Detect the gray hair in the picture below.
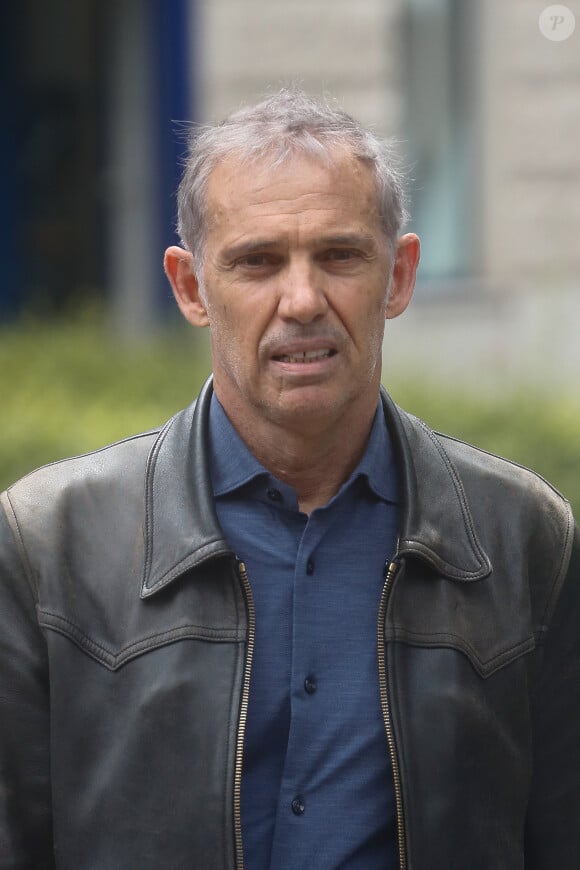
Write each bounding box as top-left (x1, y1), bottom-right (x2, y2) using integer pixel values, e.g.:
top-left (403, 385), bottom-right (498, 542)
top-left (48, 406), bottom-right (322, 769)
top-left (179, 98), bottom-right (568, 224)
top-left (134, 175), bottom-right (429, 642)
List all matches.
top-left (177, 88), bottom-right (409, 272)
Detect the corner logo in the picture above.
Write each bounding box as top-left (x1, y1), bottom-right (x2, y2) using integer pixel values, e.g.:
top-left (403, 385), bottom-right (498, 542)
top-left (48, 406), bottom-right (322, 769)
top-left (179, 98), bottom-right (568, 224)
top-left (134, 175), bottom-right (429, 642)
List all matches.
top-left (539, 4), bottom-right (576, 40)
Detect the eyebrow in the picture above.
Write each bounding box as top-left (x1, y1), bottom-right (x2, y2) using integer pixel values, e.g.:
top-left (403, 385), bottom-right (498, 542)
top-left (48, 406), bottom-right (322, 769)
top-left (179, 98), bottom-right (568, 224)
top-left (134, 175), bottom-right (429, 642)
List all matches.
top-left (221, 233), bottom-right (378, 262)
top-left (220, 239), bottom-right (281, 262)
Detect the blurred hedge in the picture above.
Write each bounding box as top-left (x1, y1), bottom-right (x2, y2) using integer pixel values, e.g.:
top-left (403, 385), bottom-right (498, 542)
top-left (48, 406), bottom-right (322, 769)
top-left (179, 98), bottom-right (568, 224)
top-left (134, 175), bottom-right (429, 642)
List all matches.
top-left (389, 381), bottom-right (580, 518)
top-left (1, 313), bottom-right (578, 517)
top-left (1, 312), bottom-right (210, 490)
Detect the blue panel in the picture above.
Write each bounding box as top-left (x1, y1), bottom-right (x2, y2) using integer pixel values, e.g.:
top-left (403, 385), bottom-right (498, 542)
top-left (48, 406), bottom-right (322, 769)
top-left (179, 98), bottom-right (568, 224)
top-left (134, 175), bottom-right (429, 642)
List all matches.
top-left (0, 6), bottom-right (24, 319)
top-left (154, 0), bottom-right (195, 249)
top-left (144, 0), bottom-right (196, 314)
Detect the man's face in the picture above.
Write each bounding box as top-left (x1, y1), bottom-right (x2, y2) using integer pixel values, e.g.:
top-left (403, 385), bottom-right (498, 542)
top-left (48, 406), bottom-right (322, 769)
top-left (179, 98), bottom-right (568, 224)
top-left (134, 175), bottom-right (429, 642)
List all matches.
top-left (194, 150), bottom-right (403, 431)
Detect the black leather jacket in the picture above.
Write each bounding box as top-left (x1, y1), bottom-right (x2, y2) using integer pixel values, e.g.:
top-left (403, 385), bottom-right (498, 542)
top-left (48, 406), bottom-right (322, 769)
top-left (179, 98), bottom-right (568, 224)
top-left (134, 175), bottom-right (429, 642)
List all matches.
top-left (1, 378), bottom-right (579, 869)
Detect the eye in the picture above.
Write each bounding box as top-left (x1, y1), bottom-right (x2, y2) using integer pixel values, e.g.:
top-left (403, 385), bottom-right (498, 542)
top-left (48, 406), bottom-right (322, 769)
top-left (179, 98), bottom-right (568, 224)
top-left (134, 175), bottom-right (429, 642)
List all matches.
top-left (234, 251), bottom-right (280, 272)
top-left (324, 248), bottom-right (360, 262)
top-left (237, 253), bottom-right (276, 268)
top-left (229, 250), bottom-right (283, 280)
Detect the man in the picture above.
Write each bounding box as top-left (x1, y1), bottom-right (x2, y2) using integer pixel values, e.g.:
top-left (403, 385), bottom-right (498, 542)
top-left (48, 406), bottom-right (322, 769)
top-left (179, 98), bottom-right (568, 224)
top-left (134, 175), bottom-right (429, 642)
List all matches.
top-left (0, 90), bottom-right (578, 869)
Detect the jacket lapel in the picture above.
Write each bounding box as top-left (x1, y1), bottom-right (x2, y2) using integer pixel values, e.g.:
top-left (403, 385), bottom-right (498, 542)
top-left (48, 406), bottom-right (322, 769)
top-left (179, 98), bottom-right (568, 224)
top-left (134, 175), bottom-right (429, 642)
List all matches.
top-left (141, 377), bottom-right (232, 598)
top-left (381, 388), bottom-right (492, 581)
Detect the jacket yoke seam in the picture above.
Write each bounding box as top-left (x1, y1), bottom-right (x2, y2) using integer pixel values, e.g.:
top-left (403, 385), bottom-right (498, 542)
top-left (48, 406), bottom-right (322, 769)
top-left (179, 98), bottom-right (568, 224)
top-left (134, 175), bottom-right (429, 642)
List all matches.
top-left (38, 609), bottom-right (243, 669)
top-left (387, 626), bottom-right (535, 676)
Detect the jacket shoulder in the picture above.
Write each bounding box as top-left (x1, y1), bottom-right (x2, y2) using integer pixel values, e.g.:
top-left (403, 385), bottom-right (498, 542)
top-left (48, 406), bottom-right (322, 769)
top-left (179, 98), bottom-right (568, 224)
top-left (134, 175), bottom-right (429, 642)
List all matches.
top-left (433, 426), bottom-right (576, 624)
top-left (435, 428), bottom-right (569, 508)
top-left (0, 424), bottom-right (169, 585)
top-left (433, 428), bottom-right (574, 567)
top-left (391, 399), bottom-right (571, 523)
top-left (4, 426), bottom-right (163, 507)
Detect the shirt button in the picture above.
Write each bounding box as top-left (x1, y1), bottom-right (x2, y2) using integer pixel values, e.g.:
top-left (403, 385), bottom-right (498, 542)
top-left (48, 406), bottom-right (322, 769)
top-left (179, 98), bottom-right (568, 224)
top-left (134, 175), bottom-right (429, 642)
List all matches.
top-left (304, 677), bottom-right (317, 695)
top-left (291, 796), bottom-right (305, 815)
top-left (267, 488), bottom-right (282, 502)
top-left (306, 559), bottom-right (315, 575)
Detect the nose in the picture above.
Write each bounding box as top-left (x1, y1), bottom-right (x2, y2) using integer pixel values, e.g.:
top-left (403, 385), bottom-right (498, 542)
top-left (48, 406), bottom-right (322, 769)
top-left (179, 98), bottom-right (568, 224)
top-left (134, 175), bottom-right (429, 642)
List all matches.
top-left (277, 259), bottom-right (329, 324)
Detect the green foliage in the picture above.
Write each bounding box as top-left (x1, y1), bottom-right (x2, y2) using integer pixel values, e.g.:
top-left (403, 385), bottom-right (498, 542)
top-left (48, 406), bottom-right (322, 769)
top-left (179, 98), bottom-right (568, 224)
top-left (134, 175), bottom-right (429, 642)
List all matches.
top-left (388, 380), bottom-right (580, 517)
top-left (1, 312), bottom-right (211, 490)
top-left (1, 315), bottom-right (578, 517)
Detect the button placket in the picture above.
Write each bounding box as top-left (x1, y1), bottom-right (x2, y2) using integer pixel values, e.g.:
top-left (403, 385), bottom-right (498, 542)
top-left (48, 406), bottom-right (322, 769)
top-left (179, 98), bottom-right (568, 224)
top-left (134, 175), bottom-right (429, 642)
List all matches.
top-left (276, 514), bottom-right (325, 838)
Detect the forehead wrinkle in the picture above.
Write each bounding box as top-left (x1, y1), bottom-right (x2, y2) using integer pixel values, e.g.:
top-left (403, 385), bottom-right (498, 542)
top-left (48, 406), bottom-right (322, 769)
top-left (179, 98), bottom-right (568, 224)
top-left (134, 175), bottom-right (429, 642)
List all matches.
top-left (230, 191), bottom-right (353, 216)
top-left (212, 200), bottom-right (361, 232)
top-left (211, 165), bottom-right (376, 210)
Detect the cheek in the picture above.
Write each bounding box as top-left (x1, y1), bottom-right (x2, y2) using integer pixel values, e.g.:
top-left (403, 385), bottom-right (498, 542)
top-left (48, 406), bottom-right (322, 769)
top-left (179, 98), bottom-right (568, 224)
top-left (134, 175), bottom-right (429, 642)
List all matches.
top-left (207, 308), bottom-right (258, 372)
top-left (355, 295), bottom-right (388, 361)
top-left (204, 293), bottom-right (237, 337)
top-left (348, 286), bottom-right (388, 336)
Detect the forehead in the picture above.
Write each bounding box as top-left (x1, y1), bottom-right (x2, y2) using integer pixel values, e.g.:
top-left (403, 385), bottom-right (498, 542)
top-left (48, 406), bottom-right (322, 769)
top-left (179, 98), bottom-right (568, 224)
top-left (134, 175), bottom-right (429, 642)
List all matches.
top-left (204, 149), bottom-right (381, 234)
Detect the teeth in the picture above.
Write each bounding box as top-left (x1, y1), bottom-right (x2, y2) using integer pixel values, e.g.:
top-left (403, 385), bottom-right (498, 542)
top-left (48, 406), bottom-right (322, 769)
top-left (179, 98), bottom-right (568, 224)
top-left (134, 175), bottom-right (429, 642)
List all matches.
top-left (278, 349), bottom-right (332, 363)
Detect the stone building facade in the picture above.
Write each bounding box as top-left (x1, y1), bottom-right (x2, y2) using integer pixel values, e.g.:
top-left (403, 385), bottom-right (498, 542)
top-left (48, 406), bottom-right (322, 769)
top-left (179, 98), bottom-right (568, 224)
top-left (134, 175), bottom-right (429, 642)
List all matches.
top-left (195, 0), bottom-right (580, 392)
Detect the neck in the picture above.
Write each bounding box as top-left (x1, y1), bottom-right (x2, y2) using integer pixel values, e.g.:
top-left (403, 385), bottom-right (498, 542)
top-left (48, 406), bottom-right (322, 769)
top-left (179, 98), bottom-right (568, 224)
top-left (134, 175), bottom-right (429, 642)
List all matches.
top-left (216, 391), bottom-right (379, 515)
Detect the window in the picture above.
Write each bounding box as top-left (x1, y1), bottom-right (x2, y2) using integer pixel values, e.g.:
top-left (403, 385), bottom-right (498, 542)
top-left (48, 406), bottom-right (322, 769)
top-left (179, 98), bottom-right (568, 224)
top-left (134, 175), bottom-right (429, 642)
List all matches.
top-left (402, 0), bottom-right (479, 283)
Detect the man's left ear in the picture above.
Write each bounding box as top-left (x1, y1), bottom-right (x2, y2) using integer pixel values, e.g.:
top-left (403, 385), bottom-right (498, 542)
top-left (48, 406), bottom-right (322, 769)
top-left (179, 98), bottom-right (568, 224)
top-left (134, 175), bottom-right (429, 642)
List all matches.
top-left (386, 233), bottom-right (420, 320)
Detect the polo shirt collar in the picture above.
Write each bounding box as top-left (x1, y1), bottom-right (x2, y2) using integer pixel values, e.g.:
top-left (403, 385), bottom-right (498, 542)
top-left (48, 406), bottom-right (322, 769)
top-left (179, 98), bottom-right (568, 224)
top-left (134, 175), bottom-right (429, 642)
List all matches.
top-left (208, 394), bottom-right (399, 505)
top-left (209, 396), bottom-right (269, 497)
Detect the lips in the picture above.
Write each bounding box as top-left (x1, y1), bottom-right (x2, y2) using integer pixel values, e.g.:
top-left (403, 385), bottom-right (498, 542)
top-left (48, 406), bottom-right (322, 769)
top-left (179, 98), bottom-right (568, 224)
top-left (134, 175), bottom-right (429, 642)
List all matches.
top-left (274, 349), bottom-right (335, 363)
top-left (266, 329), bottom-right (343, 370)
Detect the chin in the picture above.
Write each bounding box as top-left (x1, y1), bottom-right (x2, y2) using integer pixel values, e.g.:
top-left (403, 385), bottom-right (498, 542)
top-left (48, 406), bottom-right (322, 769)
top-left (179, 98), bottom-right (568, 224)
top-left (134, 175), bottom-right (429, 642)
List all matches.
top-left (266, 387), bottom-right (355, 425)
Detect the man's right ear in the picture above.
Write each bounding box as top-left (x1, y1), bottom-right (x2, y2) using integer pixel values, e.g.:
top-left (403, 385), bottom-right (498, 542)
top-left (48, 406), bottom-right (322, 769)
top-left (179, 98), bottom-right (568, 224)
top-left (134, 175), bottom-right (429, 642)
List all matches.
top-left (164, 246), bottom-right (209, 327)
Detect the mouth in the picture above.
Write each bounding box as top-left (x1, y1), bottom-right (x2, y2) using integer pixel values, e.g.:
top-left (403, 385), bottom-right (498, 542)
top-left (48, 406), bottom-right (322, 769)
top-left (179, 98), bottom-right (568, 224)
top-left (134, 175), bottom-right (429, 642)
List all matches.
top-left (273, 348), bottom-right (336, 364)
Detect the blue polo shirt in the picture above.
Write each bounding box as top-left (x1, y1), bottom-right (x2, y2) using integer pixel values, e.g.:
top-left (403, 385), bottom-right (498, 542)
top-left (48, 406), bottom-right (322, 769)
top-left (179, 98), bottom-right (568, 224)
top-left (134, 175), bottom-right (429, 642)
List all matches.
top-left (209, 394), bottom-right (399, 869)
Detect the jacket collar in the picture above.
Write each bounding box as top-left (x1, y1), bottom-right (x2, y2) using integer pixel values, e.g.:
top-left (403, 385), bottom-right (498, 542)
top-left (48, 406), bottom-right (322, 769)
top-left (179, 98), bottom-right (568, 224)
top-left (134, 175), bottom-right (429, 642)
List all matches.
top-left (379, 388), bottom-right (491, 581)
top-left (141, 377), bottom-right (232, 598)
top-left (141, 378), bottom-right (491, 598)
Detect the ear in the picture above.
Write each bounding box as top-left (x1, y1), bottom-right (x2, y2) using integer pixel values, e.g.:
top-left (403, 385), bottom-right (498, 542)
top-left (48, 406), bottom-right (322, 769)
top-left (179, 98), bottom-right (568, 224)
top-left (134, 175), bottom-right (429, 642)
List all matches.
top-left (164, 246), bottom-right (209, 327)
top-left (386, 233), bottom-right (420, 320)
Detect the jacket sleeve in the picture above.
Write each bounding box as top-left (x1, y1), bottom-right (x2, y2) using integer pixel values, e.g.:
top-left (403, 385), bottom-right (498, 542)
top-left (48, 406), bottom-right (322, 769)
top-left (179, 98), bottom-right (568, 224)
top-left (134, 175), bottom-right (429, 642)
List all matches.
top-left (0, 497), bottom-right (55, 868)
top-left (524, 521), bottom-right (580, 868)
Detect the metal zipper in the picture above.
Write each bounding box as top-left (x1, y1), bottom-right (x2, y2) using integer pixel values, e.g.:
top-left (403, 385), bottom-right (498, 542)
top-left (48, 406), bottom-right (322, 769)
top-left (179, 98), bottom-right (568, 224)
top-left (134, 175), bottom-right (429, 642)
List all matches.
top-left (377, 557), bottom-right (407, 870)
top-left (233, 560), bottom-right (255, 870)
